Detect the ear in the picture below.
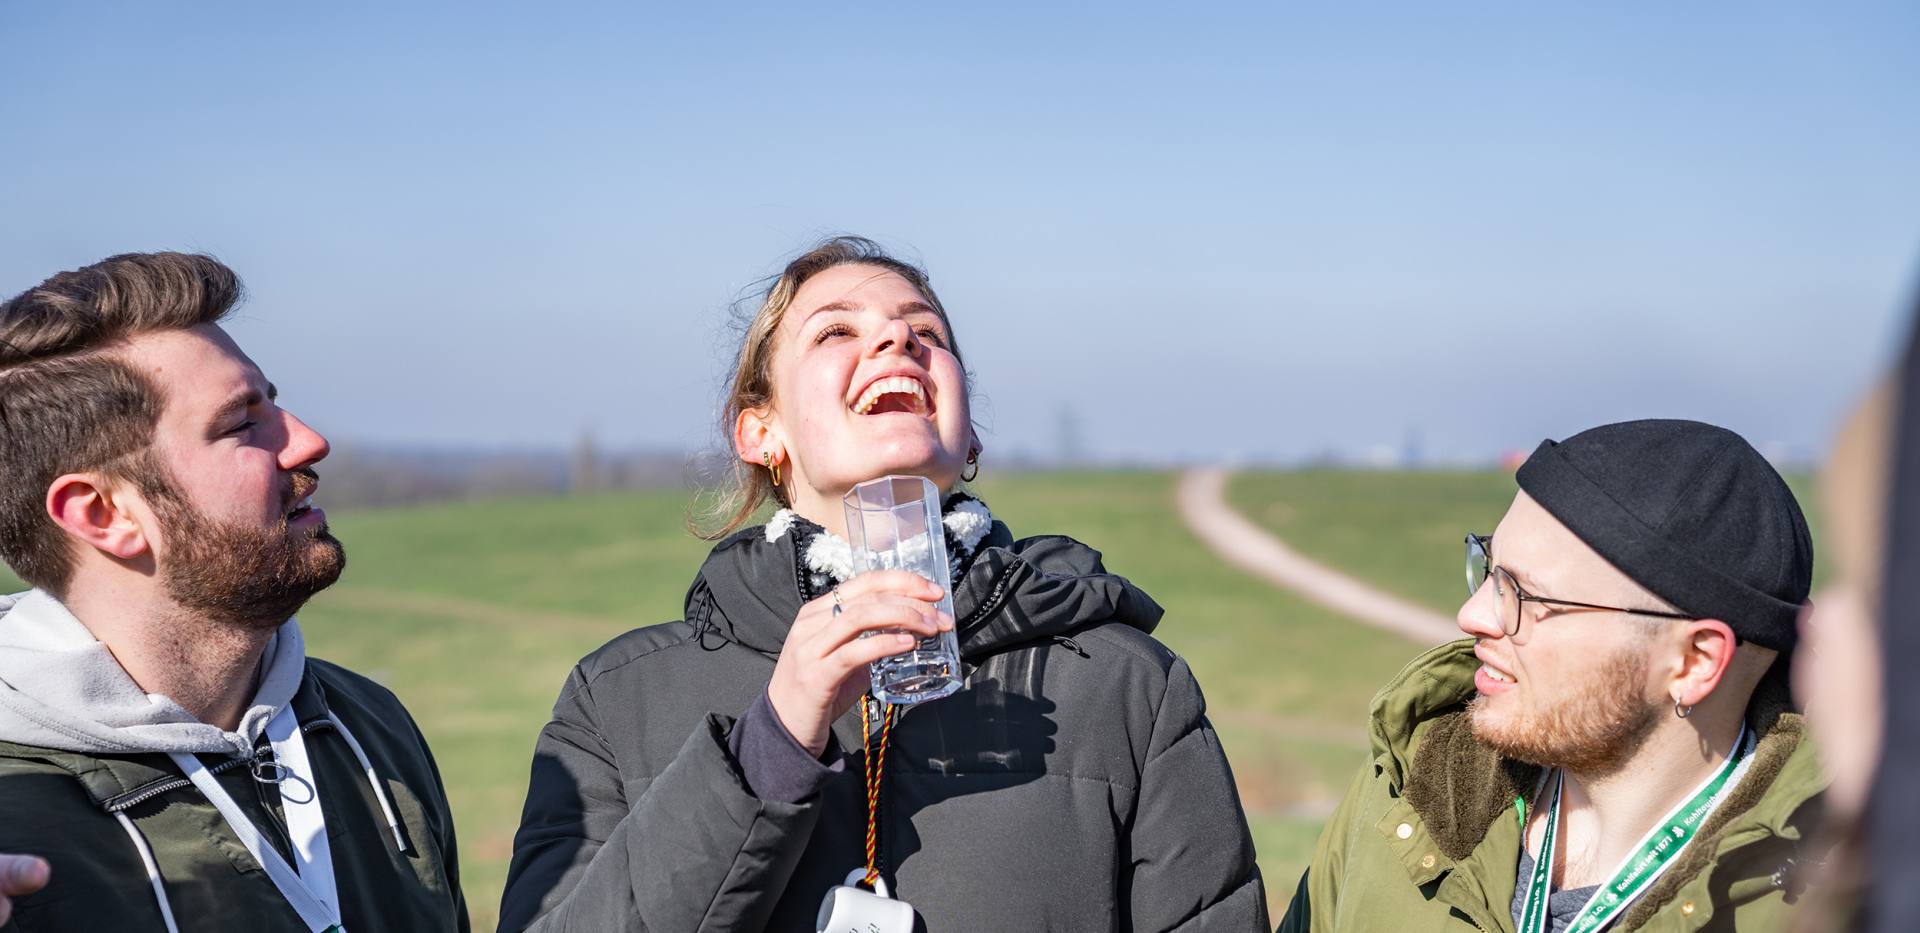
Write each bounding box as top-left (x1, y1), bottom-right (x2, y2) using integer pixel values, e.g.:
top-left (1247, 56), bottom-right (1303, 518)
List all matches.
top-left (1671, 618), bottom-right (1740, 707)
top-left (45, 474), bottom-right (151, 562)
top-left (733, 406), bottom-right (781, 468)
top-left (969, 432), bottom-right (984, 459)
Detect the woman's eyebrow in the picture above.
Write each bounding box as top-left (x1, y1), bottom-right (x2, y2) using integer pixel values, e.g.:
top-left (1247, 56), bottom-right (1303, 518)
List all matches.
top-left (800, 300), bottom-right (861, 325)
top-left (801, 299), bottom-right (942, 328)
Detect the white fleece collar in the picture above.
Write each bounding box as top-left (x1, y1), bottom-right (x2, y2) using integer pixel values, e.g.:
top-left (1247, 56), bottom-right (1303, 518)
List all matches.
top-left (765, 495), bottom-right (996, 585)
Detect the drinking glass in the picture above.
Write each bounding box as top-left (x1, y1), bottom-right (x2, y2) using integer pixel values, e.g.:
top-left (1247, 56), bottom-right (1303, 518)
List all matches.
top-left (842, 475), bottom-right (965, 705)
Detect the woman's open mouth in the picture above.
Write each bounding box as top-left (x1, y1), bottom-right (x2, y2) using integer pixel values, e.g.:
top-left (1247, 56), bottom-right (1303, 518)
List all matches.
top-left (851, 375), bottom-right (932, 416)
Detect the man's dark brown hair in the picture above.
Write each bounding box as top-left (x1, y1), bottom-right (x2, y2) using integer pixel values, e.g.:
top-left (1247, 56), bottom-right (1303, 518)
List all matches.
top-left (0, 253), bottom-right (241, 593)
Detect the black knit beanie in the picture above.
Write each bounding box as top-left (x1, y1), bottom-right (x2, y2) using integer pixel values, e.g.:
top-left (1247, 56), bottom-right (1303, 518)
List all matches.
top-left (1515, 419), bottom-right (1813, 652)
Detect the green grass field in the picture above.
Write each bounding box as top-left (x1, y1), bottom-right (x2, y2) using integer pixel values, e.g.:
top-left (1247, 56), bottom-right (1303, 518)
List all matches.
top-left (1, 472), bottom-right (1422, 927)
top-left (299, 473), bottom-right (1420, 926)
top-left (0, 467), bottom-right (1829, 928)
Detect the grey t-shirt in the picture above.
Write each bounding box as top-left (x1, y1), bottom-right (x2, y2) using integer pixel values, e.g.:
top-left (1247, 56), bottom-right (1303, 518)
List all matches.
top-left (1512, 847), bottom-right (1601, 933)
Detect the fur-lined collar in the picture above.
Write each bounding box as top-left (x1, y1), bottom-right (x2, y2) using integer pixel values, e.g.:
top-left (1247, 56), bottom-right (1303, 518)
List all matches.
top-left (684, 496), bottom-right (1162, 660)
top-left (764, 493), bottom-right (995, 600)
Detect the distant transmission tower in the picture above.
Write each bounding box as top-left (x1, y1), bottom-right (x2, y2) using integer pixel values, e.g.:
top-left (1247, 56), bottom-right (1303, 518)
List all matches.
top-left (571, 428), bottom-right (603, 492)
top-left (1056, 404), bottom-right (1085, 467)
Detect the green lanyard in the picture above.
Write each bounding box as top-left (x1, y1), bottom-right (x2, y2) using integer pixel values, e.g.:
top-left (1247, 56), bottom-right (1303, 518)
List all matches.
top-left (1519, 723), bottom-right (1749, 933)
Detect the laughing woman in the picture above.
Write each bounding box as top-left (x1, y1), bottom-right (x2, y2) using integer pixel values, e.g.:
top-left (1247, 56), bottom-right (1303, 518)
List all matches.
top-left (498, 238), bottom-right (1266, 932)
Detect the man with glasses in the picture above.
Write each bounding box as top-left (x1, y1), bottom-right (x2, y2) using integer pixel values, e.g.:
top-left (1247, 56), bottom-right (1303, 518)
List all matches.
top-left (1278, 419), bottom-right (1824, 933)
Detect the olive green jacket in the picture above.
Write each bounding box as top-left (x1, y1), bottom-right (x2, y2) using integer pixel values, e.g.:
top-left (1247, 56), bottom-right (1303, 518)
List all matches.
top-left (0, 660), bottom-right (468, 932)
top-left (1278, 639), bottom-right (1826, 933)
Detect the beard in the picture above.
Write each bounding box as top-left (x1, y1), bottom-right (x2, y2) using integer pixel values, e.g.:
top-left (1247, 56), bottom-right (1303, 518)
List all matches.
top-left (145, 466), bottom-right (346, 630)
top-left (1468, 645), bottom-right (1663, 776)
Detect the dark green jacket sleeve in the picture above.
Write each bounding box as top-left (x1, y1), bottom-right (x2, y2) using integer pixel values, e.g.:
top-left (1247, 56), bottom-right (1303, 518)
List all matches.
top-left (497, 664), bottom-right (822, 932)
top-left (1128, 657), bottom-right (1270, 931)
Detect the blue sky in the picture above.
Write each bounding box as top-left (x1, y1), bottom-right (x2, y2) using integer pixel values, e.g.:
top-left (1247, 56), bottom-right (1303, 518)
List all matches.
top-left (3, 1), bottom-right (1916, 464)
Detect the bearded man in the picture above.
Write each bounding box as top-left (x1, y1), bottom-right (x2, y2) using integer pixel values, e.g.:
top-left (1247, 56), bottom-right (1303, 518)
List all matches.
top-left (0, 253), bottom-right (467, 931)
top-left (1278, 420), bottom-right (1825, 933)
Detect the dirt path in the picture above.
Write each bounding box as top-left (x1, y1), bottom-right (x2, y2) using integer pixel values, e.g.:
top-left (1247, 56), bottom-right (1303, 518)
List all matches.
top-left (1175, 467), bottom-right (1460, 645)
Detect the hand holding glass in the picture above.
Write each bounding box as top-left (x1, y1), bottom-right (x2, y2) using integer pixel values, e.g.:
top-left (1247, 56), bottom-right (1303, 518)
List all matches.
top-left (843, 476), bottom-right (965, 705)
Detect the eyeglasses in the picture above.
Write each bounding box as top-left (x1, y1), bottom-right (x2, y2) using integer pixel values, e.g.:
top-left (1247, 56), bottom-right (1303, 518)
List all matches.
top-left (1464, 533), bottom-right (1694, 638)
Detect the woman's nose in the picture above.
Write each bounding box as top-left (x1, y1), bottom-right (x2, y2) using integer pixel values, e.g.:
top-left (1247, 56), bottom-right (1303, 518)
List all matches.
top-left (869, 318), bottom-right (921, 358)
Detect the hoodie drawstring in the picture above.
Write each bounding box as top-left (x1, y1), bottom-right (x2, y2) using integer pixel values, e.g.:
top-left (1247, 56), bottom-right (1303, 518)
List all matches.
top-left (113, 812), bottom-right (182, 933)
top-left (113, 711), bottom-right (407, 932)
top-left (325, 713), bottom-right (407, 852)
top-left (170, 750), bottom-right (339, 929)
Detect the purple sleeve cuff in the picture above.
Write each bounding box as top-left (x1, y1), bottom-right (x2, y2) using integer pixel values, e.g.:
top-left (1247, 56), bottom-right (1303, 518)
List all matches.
top-left (728, 689), bottom-right (844, 803)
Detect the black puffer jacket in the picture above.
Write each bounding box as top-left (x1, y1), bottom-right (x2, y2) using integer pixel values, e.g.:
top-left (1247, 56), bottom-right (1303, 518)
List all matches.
top-left (498, 514), bottom-right (1267, 932)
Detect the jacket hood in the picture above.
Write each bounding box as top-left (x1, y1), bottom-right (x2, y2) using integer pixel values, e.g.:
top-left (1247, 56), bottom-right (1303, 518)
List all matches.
top-left (0, 589), bottom-right (306, 756)
top-left (685, 496), bottom-right (1163, 660)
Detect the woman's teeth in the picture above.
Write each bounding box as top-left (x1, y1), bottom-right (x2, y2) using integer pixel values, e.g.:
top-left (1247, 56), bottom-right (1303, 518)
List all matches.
top-left (854, 376), bottom-right (927, 414)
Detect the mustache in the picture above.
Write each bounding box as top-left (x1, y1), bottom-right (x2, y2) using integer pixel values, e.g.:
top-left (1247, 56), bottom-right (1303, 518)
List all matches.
top-left (285, 468), bottom-right (320, 507)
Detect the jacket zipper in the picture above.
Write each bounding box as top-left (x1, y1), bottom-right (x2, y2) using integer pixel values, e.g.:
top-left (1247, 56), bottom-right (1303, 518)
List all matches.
top-left (956, 561), bottom-right (1019, 631)
top-left (249, 741), bottom-right (300, 866)
top-left (106, 757), bottom-right (252, 812)
top-left (104, 719), bottom-right (336, 813)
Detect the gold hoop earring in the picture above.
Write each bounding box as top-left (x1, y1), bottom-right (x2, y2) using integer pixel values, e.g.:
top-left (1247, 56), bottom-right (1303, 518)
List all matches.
top-left (961, 450), bottom-right (979, 483)
top-left (763, 451), bottom-right (781, 487)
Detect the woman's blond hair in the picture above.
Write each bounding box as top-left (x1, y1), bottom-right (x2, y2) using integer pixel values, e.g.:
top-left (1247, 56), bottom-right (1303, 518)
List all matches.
top-left (693, 236), bottom-right (966, 540)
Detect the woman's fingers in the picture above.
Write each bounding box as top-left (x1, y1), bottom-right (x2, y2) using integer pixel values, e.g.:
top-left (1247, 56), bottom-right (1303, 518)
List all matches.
top-left (824, 597), bottom-right (948, 642)
top-left (795, 602), bottom-right (946, 686)
top-left (786, 602), bottom-right (942, 672)
top-left (808, 610), bottom-right (942, 662)
top-left (768, 570), bottom-right (952, 757)
top-left (862, 592), bottom-right (956, 630)
top-left (790, 576), bottom-right (951, 647)
top-left (829, 630), bottom-right (923, 671)
top-left (835, 569), bottom-right (944, 603)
